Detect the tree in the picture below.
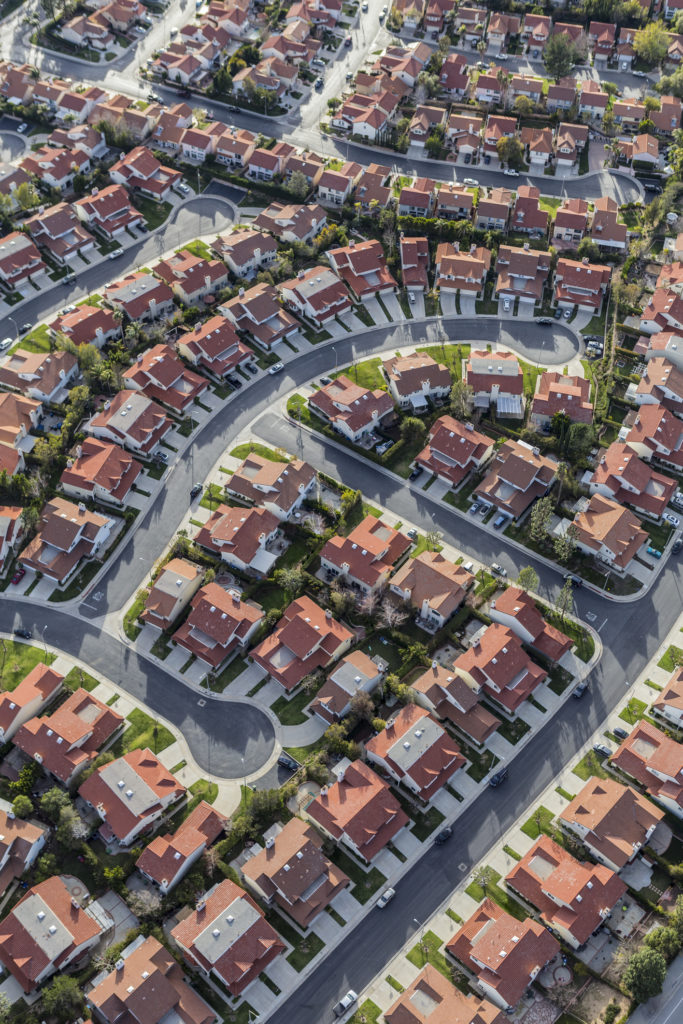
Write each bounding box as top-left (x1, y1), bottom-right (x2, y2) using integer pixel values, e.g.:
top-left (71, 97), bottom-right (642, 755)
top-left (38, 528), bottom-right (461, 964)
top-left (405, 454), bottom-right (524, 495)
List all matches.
top-left (529, 496), bottom-right (553, 543)
top-left (496, 136), bottom-right (525, 169)
top-left (517, 566), bottom-right (540, 593)
top-left (41, 975), bottom-right (85, 1023)
top-left (623, 947), bottom-right (667, 1003)
top-left (11, 794), bottom-right (33, 818)
top-left (645, 926), bottom-right (681, 962)
top-left (288, 169), bottom-right (309, 201)
top-left (425, 528), bottom-right (442, 551)
top-left (20, 505), bottom-right (39, 536)
top-left (127, 888), bottom-right (163, 921)
top-left (274, 566), bottom-right (305, 599)
top-left (349, 690), bottom-right (375, 722)
top-left (555, 461), bottom-right (572, 506)
top-left (14, 181), bottom-right (38, 211)
top-left (669, 894), bottom-right (683, 940)
top-left (358, 589), bottom-right (382, 618)
top-left (543, 33), bottom-right (580, 81)
top-left (634, 23), bottom-right (669, 66)
top-left (554, 522), bottom-right (579, 564)
top-left (378, 597), bottom-right (408, 630)
top-left (449, 379), bottom-right (473, 420)
top-left (577, 238), bottom-right (601, 263)
top-left (34, 852), bottom-right (59, 883)
top-left (401, 417), bottom-right (426, 445)
top-left (56, 805), bottom-right (89, 848)
top-left (514, 95), bottom-right (535, 118)
top-left (555, 576), bottom-right (574, 624)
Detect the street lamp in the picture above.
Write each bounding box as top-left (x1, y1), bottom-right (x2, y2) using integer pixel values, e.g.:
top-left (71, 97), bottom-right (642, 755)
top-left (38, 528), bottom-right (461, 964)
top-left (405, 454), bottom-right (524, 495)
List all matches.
top-left (41, 625), bottom-right (48, 660)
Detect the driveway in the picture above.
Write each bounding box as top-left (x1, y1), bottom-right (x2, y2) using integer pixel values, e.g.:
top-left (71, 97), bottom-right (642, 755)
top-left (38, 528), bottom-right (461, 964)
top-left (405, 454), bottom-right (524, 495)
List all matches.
top-left (460, 293), bottom-right (476, 316)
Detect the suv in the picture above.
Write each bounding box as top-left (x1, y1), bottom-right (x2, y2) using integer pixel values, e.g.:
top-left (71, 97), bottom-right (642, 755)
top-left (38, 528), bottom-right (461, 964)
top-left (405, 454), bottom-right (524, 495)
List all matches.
top-left (489, 767), bottom-right (508, 787)
top-left (434, 826), bottom-right (452, 845)
top-left (573, 681), bottom-right (588, 699)
top-left (564, 573), bottom-right (583, 587)
top-left (492, 514), bottom-right (507, 530)
top-left (190, 483), bottom-right (203, 499)
top-left (334, 991), bottom-right (358, 1017)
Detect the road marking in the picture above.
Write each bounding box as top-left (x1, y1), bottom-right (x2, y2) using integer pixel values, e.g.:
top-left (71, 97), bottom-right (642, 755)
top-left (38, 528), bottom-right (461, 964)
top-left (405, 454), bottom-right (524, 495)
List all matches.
top-left (597, 617), bottom-right (608, 632)
top-left (197, 699), bottom-right (206, 707)
top-left (585, 611), bottom-right (597, 622)
top-left (458, 863), bottom-right (468, 872)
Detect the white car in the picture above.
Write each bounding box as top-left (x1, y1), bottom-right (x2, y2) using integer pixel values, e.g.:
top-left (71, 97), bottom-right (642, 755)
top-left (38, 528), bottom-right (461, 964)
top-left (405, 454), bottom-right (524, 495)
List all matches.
top-left (16, 123), bottom-right (27, 133)
top-left (334, 991), bottom-right (358, 1017)
top-left (503, 298), bottom-right (511, 312)
top-left (179, 182), bottom-right (190, 194)
top-left (60, 305), bottom-right (76, 315)
top-left (664, 512), bottom-right (681, 527)
top-left (503, 168), bottom-right (519, 177)
top-left (108, 248), bottom-right (124, 259)
top-left (268, 362), bottom-right (284, 374)
top-left (377, 887), bottom-right (395, 908)
top-left (463, 177), bottom-right (479, 187)
top-left (0, 338), bottom-right (12, 352)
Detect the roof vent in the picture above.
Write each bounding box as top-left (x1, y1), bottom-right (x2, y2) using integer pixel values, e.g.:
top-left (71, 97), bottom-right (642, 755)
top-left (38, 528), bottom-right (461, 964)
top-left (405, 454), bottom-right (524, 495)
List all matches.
top-left (296, 851), bottom-right (304, 859)
top-left (118, 780), bottom-right (125, 788)
top-left (126, 789), bottom-right (133, 798)
top-left (37, 911), bottom-right (45, 921)
top-left (403, 741), bottom-right (411, 749)
top-left (49, 925), bottom-right (57, 935)
top-left (142, 971), bottom-right (149, 979)
top-left (265, 837), bottom-right (275, 848)
top-left (212, 928), bottom-right (220, 937)
top-left (587, 881), bottom-right (593, 889)
top-left (115, 959), bottom-right (125, 971)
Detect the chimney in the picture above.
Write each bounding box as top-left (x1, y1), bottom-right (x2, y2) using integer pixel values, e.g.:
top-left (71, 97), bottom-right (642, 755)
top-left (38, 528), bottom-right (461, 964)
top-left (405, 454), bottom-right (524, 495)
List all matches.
top-left (325, 608), bottom-right (332, 620)
top-left (523, 241), bottom-right (529, 251)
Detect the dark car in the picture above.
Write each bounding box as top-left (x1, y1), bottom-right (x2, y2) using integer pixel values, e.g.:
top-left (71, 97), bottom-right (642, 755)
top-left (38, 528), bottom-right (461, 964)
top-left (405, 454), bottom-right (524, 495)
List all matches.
top-left (245, 363), bottom-right (258, 375)
top-left (20, 323), bottom-right (31, 333)
top-left (564, 572), bottom-right (583, 587)
top-left (613, 726), bottom-right (629, 741)
top-left (13, 628), bottom-right (32, 640)
top-left (537, 317), bottom-right (552, 325)
top-left (409, 466), bottom-right (423, 480)
top-left (593, 744), bottom-right (612, 759)
top-left (489, 767), bottom-right (508, 788)
top-left (572, 681), bottom-right (588, 699)
top-left (229, 376), bottom-right (243, 389)
top-left (464, 152), bottom-right (471, 164)
top-left (277, 754), bottom-right (298, 771)
top-left (492, 515), bottom-right (507, 531)
top-left (314, 77), bottom-right (324, 90)
top-left (673, 538), bottom-right (682, 554)
top-left (645, 183), bottom-right (662, 193)
top-left (320, 376), bottom-right (332, 386)
top-left (554, 308), bottom-right (563, 319)
top-left (190, 483), bottom-right (203, 499)
top-left (483, 154), bottom-right (491, 165)
top-left (435, 827), bottom-right (453, 845)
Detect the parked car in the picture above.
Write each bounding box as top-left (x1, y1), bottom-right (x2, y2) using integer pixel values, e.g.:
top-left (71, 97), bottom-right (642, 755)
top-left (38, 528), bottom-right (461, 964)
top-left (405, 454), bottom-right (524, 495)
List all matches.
top-left (469, 502), bottom-right (480, 515)
top-left (228, 376), bottom-right (243, 389)
top-left (478, 503), bottom-right (490, 516)
top-left (178, 182), bottom-right (190, 194)
top-left (245, 363), bottom-right (258, 375)
top-left (344, 34), bottom-right (352, 46)
top-left (346, 70), bottom-right (353, 80)
top-left (663, 512), bottom-right (680, 527)
top-left (554, 308), bottom-right (563, 320)
top-left (633, 69), bottom-right (646, 77)
top-left (673, 537), bottom-right (682, 554)
top-left (407, 528), bottom-right (418, 539)
top-left (314, 77), bottom-right (324, 90)
top-left (572, 681), bottom-right (588, 699)
top-left (361, 0), bottom-right (368, 8)
top-left (376, 440), bottom-right (392, 455)
top-left (463, 177), bottom-right (479, 187)
top-left (334, 991), bottom-right (358, 1017)
top-left (409, 466), bottom-right (422, 481)
top-left (154, 450), bottom-right (168, 463)
top-left (0, 338), bottom-right (12, 352)
top-left (320, 376), bottom-right (332, 386)
top-left (434, 827), bottom-right (453, 845)
top-left (644, 183), bottom-right (662, 194)
top-left (647, 546), bottom-right (662, 558)
top-left (537, 317), bottom-right (552, 325)
top-left (503, 298), bottom-right (511, 312)
top-left (489, 767), bottom-right (508, 787)
top-left (492, 515), bottom-right (507, 531)
top-left (277, 754), bottom-right (298, 771)
top-left (491, 562), bottom-right (507, 577)
top-left (11, 568), bottom-right (25, 585)
top-left (311, 57), bottom-right (325, 67)
top-left (376, 888), bottom-right (395, 908)
top-left (563, 308), bottom-right (572, 319)
top-left (16, 123), bottom-right (28, 133)
top-left (190, 483), bottom-right (203, 499)
top-left (463, 152), bottom-right (471, 164)
top-left (13, 628), bottom-right (32, 640)
top-left (268, 362), bottom-right (284, 374)
top-left (564, 573), bottom-right (583, 587)
top-left (503, 168), bottom-right (518, 177)
top-left (108, 248), bottom-right (124, 259)
top-left (483, 154), bottom-right (491, 164)
top-left (20, 323), bottom-right (30, 333)
top-left (613, 727), bottom-right (629, 741)
top-left (593, 744), bottom-right (611, 759)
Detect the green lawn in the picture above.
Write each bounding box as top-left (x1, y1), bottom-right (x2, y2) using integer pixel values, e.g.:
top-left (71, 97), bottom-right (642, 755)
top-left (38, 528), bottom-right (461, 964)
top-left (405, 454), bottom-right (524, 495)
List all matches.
top-left (349, 1001), bottom-right (382, 1024)
top-left (332, 357), bottom-right (386, 391)
top-left (207, 656), bottom-right (248, 693)
top-left (519, 358), bottom-right (547, 398)
top-left (189, 778), bottom-right (218, 804)
top-left (249, 580), bottom-right (287, 615)
top-left (573, 750), bottom-right (610, 781)
top-left (619, 697), bottom-right (648, 725)
top-left (133, 197), bottom-right (172, 230)
top-left (329, 846), bottom-right (386, 904)
top-left (230, 443), bottom-right (289, 463)
top-left (63, 667), bottom-right (99, 692)
top-left (409, 804), bottom-right (445, 842)
top-left (15, 323), bottom-right (51, 354)
top-left (200, 483), bottom-right (224, 510)
top-left (642, 517), bottom-right (674, 553)
top-left (179, 239), bottom-right (213, 260)
top-left (410, 534), bottom-right (443, 558)
top-left (521, 805), bottom-right (555, 840)
top-left (111, 709), bottom-right (175, 757)
top-left (464, 867), bottom-right (527, 920)
top-left (271, 688), bottom-right (314, 725)
top-left (406, 930), bottom-right (451, 981)
top-left (0, 641), bottom-right (56, 691)
top-left (266, 908), bottom-right (324, 971)
top-left (416, 343), bottom-right (469, 381)
top-left (494, 714), bottom-right (531, 746)
top-left (658, 645), bottom-right (683, 672)
top-left (123, 593), bottom-right (146, 640)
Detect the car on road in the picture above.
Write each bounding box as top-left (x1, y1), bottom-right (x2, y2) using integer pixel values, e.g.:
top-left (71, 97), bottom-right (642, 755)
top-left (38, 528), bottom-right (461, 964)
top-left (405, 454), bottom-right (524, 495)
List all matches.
top-left (409, 466), bottom-right (422, 481)
top-left (13, 629), bottom-right (32, 640)
top-left (20, 323), bottom-right (30, 333)
top-left (376, 888), bottom-right (395, 908)
top-left (334, 991), bottom-right (358, 1017)
top-left (633, 70), bottom-right (646, 77)
top-left (147, 92), bottom-right (161, 102)
top-left (11, 568), bottom-right (25, 585)
top-left (503, 168), bottom-right (518, 177)
top-left (613, 726), bottom-right (629, 741)
top-left (664, 512), bottom-right (680, 527)
top-left (644, 183), bottom-right (662, 193)
top-left (190, 483), bottom-right (203, 499)
top-left (278, 753), bottom-right (298, 770)
top-left (361, 0), bottom-right (368, 8)
top-left (489, 767), bottom-right (508, 787)
top-left (573, 681), bottom-right (588, 699)
top-left (491, 562), bottom-right (507, 577)
top-left (17, 123), bottom-right (27, 133)
top-left (108, 248), bottom-right (124, 259)
top-left (537, 317), bottom-right (552, 325)
top-left (314, 77), bottom-right (324, 90)
top-left (593, 744), bottom-right (612, 759)
top-left (407, 528), bottom-right (418, 539)
top-left (380, 4), bottom-right (387, 14)
top-left (268, 362), bottom-right (284, 374)
top-left (345, 70), bottom-right (353, 80)
top-left (673, 537), bottom-right (682, 554)
top-left (492, 515), bottom-right (507, 531)
top-left (564, 573), bottom-right (583, 587)
top-left (435, 827), bottom-right (452, 845)
top-left (0, 338), bottom-right (12, 352)
top-left (463, 177), bottom-right (479, 187)
top-left (344, 34), bottom-right (352, 46)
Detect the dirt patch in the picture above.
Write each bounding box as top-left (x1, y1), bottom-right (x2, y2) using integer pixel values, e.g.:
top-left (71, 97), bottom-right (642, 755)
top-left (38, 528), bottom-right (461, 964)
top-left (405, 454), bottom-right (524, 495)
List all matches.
top-left (545, 977), bottom-right (626, 1024)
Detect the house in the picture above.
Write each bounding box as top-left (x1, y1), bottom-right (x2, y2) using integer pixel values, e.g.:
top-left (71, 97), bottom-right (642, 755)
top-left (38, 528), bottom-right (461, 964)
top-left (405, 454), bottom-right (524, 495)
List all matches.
top-left (310, 650), bottom-right (386, 724)
top-left (171, 879), bottom-right (285, 995)
top-left (20, 497), bottom-right (114, 586)
top-left (320, 513), bottom-right (410, 593)
top-left (385, 965), bottom-right (506, 1024)
top-left (0, 163), bottom-right (31, 211)
top-left (400, 236), bottom-right (430, 293)
top-left (416, 416), bottom-right (493, 489)
top-left (495, 245), bottom-right (551, 304)
top-left (487, 12), bottom-right (521, 51)
top-left (195, 505), bottom-right (280, 576)
top-left (447, 900), bottom-right (559, 1011)
top-left (21, 146), bottom-right (89, 191)
top-left (435, 243), bottom-right (491, 299)
top-left (354, 167), bottom-right (392, 211)
top-left (308, 375), bottom-right (394, 443)
top-left (652, 95), bottom-right (682, 134)
top-left (221, 283), bottom-right (300, 351)
top-left (173, 583), bottom-right (264, 669)
top-left (520, 127), bottom-right (553, 167)
top-left (254, 202), bottom-right (327, 244)
top-left (466, 350), bottom-right (524, 419)
top-left (408, 107), bottom-right (446, 148)
top-left (177, 317), bottom-right (253, 381)
top-left (104, 273), bottom-right (175, 323)
top-left (553, 198), bottom-right (589, 248)
top-left (546, 80), bottom-right (577, 114)
top-left (0, 876), bottom-right (103, 993)
top-left (522, 13), bottom-right (551, 51)
top-left (572, 493), bottom-right (648, 574)
top-left (435, 183), bottom-right (474, 220)
top-left (154, 250), bottom-right (228, 306)
top-left (555, 122), bottom-right (589, 169)
top-left (510, 186), bottom-right (548, 238)
top-left (278, 266), bottom-right (352, 327)
top-left (453, 622), bottom-right (547, 715)
top-left (446, 115), bottom-right (482, 159)
top-left (412, 661), bottom-right (500, 747)
top-left (390, 552), bottom-right (474, 630)
top-left (509, 75), bottom-right (543, 106)
top-left (251, 595), bottom-right (353, 692)
top-left (505, 835), bottom-right (626, 948)
top-left (86, 391), bottom-right (171, 457)
top-left (307, 758), bottom-right (408, 862)
top-left (641, 291), bottom-right (683, 337)
top-left (622, 403), bottom-right (683, 473)
top-left (554, 258), bottom-right (611, 313)
top-left (109, 147), bottom-right (181, 201)
top-left (489, 587), bottom-right (572, 663)
top-left (80, 748), bottom-right (185, 846)
top-left (47, 124), bottom-right (107, 160)
top-left (366, 704), bottom-right (465, 801)
top-left (630, 358), bottom-right (683, 417)
top-left (212, 229), bottom-right (278, 278)
top-left (0, 391), bottom-right (41, 477)
top-left (25, 203), bottom-right (95, 265)
top-left (0, 232), bottom-right (46, 288)
top-left (123, 344), bottom-right (207, 414)
top-left (0, 662), bottom-right (63, 745)
top-left (559, 777), bottom-right (664, 873)
top-left (0, 349), bottom-right (77, 404)
top-left (49, 304), bottom-right (120, 349)
top-left (483, 116), bottom-right (516, 157)
top-left (530, 372), bottom-right (593, 428)
top-left (60, 439), bottom-right (141, 507)
top-left (74, 184), bottom-right (143, 239)
top-left (612, 99), bottom-right (646, 131)
top-left (136, 801), bottom-right (225, 895)
top-left (0, 506), bottom-right (22, 575)
top-left (382, 352), bottom-right (451, 411)
top-left (317, 168), bottom-right (355, 207)
top-left (579, 80), bottom-right (609, 119)
top-left (424, 0), bottom-right (454, 31)
top-left (215, 127), bottom-right (256, 168)
top-left (86, 935), bottom-right (217, 1024)
top-left (247, 147), bottom-right (281, 181)
top-left (588, 20), bottom-right (616, 62)
top-left (591, 197), bottom-right (627, 251)
top-left (474, 73), bottom-right (503, 106)
top-left (326, 239), bottom-right (397, 300)
top-left (475, 439), bottom-right (557, 521)
top-left (242, 818), bottom-right (349, 928)
top-left (225, 454), bottom-right (315, 519)
top-left (0, 804), bottom-right (46, 886)
top-left (475, 187), bottom-right (512, 232)
top-left (643, 332), bottom-right (683, 370)
top-left (589, 441), bottom-right (676, 520)
top-left (398, 179), bottom-right (435, 218)
top-left (439, 54), bottom-right (470, 98)
top-left (14, 688), bottom-right (123, 787)
top-left (141, 557), bottom-right (204, 631)
top-left (628, 133), bottom-right (659, 167)
top-left (610, 721), bottom-right (683, 818)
